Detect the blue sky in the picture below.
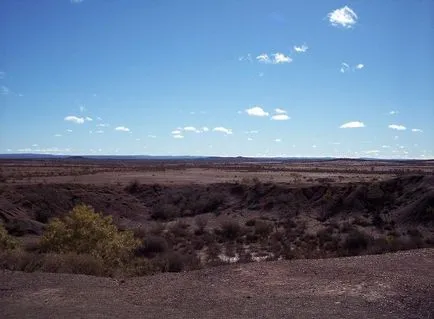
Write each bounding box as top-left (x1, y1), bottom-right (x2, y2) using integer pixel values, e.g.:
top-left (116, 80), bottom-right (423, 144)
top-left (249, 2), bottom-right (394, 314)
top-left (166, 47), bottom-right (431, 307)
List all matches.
top-left (0, 0), bottom-right (433, 158)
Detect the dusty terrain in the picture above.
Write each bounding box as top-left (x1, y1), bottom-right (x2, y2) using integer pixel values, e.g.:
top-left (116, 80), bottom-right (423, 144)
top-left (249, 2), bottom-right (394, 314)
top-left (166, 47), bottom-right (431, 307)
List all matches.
top-left (0, 158), bottom-right (433, 318)
top-left (1, 249), bottom-right (433, 318)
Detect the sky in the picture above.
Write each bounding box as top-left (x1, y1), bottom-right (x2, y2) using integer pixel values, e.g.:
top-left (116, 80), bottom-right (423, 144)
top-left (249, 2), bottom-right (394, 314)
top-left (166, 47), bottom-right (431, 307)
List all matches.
top-left (0, 0), bottom-right (433, 158)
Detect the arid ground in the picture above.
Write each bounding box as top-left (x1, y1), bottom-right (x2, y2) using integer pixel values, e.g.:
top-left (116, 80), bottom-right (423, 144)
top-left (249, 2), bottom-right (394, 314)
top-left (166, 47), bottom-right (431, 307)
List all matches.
top-left (1, 158), bottom-right (434, 318)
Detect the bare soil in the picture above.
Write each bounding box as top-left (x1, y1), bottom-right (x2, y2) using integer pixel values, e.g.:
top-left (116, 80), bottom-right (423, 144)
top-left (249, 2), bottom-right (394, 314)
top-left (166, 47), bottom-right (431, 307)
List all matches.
top-left (1, 249), bottom-right (433, 319)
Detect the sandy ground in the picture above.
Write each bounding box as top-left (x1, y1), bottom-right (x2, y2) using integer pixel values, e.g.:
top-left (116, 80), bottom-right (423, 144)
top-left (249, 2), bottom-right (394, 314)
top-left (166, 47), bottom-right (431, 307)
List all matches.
top-left (1, 249), bottom-right (433, 319)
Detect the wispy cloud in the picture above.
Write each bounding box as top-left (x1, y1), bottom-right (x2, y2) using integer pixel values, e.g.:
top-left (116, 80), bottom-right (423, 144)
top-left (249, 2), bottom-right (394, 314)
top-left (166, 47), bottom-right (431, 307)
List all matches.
top-left (79, 105), bottom-right (86, 113)
top-left (148, 135), bottom-right (157, 138)
top-left (256, 54), bottom-right (270, 64)
top-left (388, 124), bottom-right (406, 131)
top-left (293, 44), bottom-right (308, 53)
top-left (340, 62), bottom-right (350, 73)
top-left (411, 128), bottom-right (423, 133)
top-left (95, 130), bottom-right (104, 134)
top-left (246, 106), bottom-right (269, 117)
top-left (364, 150), bottom-right (380, 155)
top-left (275, 108), bottom-right (287, 114)
top-left (64, 115), bottom-right (85, 124)
top-left (97, 123), bottom-right (109, 127)
top-left (244, 130), bottom-right (259, 134)
top-left (213, 127), bottom-right (233, 135)
top-left (115, 126), bottom-right (130, 132)
top-left (0, 85), bottom-right (10, 95)
top-left (340, 121), bottom-right (365, 128)
top-left (171, 130), bottom-right (182, 135)
top-left (389, 110), bottom-right (399, 115)
top-left (274, 138), bottom-right (282, 142)
top-left (54, 134), bottom-right (62, 137)
top-left (328, 6), bottom-right (358, 28)
top-left (247, 137), bottom-right (253, 141)
top-left (271, 114), bottom-right (290, 121)
top-left (202, 126), bottom-right (209, 132)
top-left (85, 116), bottom-right (93, 121)
top-left (238, 54), bottom-right (253, 62)
top-left (66, 129), bottom-right (73, 133)
top-left (256, 53), bottom-right (292, 64)
top-left (340, 62), bottom-right (364, 73)
top-left (173, 135), bottom-right (184, 139)
top-left (18, 147), bottom-right (72, 154)
top-left (70, 0), bottom-right (84, 3)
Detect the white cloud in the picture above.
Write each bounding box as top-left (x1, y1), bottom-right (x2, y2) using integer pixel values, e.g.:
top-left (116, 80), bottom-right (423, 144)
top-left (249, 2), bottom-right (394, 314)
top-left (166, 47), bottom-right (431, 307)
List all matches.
top-left (54, 134), bottom-right (62, 137)
top-left (184, 126), bottom-right (200, 133)
top-left (271, 114), bottom-right (290, 121)
top-left (382, 145), bottom-right (391, 148)
top-left (312, 144), bottom-right (317, 148)
top-left (85, 116), bottom-right (93, 121)
top-left (32, 144), bottom-right (39, 147)
top-left (79, 105), bottom-right (86, 113)
top-left (340, 121), bottom-right (365, 128)
top-left (173, 135), bottom-right (184, 139)
top-left (246, 106), bottom-right (269, 117)
top-left (273, 53), bottom-right (292, 64)
top-left (274, 138), bottom-right (282, 142)
top-left (213, 127), bottom-right (233, 135)
top-left (256, 53), bottom-right (292, 64)
top-left (115, 126), bottom-right (130, 132)
top-left (0, 85), bottom-right (10, 95)
top-left (355, 64), bottom-right (364, 70)
top-left (171, 130), bottom-right (182, 134)
top-left (294, 44), bottom-right (308, 53)
top-left (388, 124), bottom-right (406, 131)
top-left (365, 150), bottom-right (380, 154)
top-left (70, 0), bottom-right (84, 3)
top-left (96, 116), bottom-right (103, 121)
top-left (247, 137), bottom-right (253, 141)
top-left (389, 110), bottom-right (398, 115)
top-left (66, 129), bottom-right (73, 133)
top-left (95, 130), bottom-right (104, 134)
top-left (64, 115), bottom-right (84, 124)
top-left (411, 128), bottom-right (423, 132)
top-left (97, 123), bottom-right (109, 127)
top-left (275, 108), bottom-right (287, 114)
top-left (328, 6), bottom-right (358, 28)
top-left (202, 126), bottom-right (209, 132)
top-left (256, 54), bottom-right (271, 64)
top-left (340, 62), bottom-right (350, 73)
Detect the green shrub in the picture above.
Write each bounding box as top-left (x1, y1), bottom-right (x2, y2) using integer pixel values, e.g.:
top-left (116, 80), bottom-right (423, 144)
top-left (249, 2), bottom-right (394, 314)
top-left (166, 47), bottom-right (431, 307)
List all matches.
top-left (0, 223), bottom-right (19, 251)
top-left (40, 204), bottom-right (140, 266)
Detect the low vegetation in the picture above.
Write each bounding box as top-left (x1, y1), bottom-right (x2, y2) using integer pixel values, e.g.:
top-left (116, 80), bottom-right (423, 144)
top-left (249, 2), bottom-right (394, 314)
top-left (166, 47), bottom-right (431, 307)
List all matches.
top-left (1, 173), bottom-right (433, 278)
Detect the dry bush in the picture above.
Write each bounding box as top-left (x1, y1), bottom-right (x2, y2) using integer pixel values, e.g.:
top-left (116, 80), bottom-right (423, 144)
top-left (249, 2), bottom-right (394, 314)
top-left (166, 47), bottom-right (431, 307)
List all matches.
top-left (218, 220), bottom-right (242, 240)
top-left (151, 203), bottom-right (180, 220)
top-left (136, 235), bottom-right (168, 257)
top-left (40, 204), bottom-right (140, 266)
top-left (253, 220), bottom-right (273, 238)
top-left (0, 223), bottom-right (19, 251)
top-left (195, 215), bottom-right (208, 233)
top-left (125, 179), bottom-right (140, 194)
